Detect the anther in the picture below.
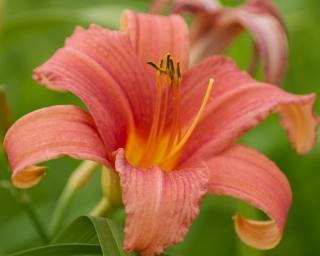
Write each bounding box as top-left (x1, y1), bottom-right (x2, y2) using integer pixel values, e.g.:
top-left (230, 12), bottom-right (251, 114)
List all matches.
top-left (147, 61), bottom-right (161, 71)
top-left (177, 62), bottom-right (181, 83)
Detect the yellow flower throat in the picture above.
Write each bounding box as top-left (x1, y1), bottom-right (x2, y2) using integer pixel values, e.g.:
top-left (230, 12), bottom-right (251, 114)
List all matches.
top-left (125, 54), bottom-right (214, 171)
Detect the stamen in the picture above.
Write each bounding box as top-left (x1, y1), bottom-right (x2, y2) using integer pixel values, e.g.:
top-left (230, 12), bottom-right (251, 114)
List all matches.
top-left (164, 84), bottom-right (180, 155)
top-left (161, 79), bottom-right (214, 164)
top-left (128, 53), bottom-right (213, 171)
top-left (140, 64), bottom-right (164, 167)
top-left (177, 62), bottom-right (181, 83)
top-left (147, 61), bottom-right (161, 71)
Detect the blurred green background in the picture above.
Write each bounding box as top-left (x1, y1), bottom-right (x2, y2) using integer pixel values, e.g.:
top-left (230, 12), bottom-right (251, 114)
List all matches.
top-left (0, 0), bottom-right (319, 255)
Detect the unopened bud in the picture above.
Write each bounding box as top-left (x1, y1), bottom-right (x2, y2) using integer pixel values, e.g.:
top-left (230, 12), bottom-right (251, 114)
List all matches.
top-left (101, 167), bottom-right (122, 207)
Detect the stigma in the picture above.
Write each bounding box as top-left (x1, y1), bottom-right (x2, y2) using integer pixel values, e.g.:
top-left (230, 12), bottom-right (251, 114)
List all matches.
top-left (125, 53), bottom-right (214, 171)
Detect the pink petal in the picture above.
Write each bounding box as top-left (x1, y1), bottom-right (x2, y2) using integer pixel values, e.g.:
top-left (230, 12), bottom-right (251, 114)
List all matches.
top-left (175, 0), bottom-right (288, 84)
top-left (4, 105), bottom-right (108, 188)
top-left (64, 25), bottom-right (156, 135)
top-left (174, 0), bottom-right (221, 13)
top-left (115, 149), bottom-right (208, 256)
top-left (174, 0), bottom-right (240, 60)
top-left (233, 1), bottom-right (288, 84)
top-left (33, 26), bottom-right (155, 157)
top-left (178, 56), bottom-right (318, 166)
top-left (149, 0), bottom-right (171, 14)
top-left (121, 10), bottom-right (190, 72)
top-left (180, 56), bottom-right (254, 124)
top-left (206, 144), bottom-right (292, 249)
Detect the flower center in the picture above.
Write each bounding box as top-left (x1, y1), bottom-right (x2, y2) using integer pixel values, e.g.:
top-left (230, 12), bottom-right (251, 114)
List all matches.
top-left (125, 54), bottom-right (214, 171)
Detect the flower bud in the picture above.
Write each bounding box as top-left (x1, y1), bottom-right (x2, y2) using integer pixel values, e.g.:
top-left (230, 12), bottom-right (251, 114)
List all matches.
top-left (101, 167), bottom-right (122, 207)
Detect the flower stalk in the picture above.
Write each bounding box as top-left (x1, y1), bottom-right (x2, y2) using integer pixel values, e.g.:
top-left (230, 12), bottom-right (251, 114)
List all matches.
top-left (49, 160), bottom-right (100, 236)
top-left (90, 197), bottom-right (112, 217)
top-left (0, 180), bottom-right (49, 244)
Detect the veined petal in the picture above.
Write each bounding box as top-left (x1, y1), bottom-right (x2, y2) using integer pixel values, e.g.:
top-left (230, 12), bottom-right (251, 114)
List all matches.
top-left (206, 144), bottom-right (292, 249)
top-left (121, 10), bottom-right (190, 72)
top-left (64, 25), bottom-right (156, 135)
top-left (178, 57), bottom-right (318, 166)
top-left (115, 149), bottom-right (208, 256)
top-left (180, 56), bottom-right (254, 124)
top-left (4, 105), bottom-right (108, 188)
top-left (33, 27), bottom-right (151, 157)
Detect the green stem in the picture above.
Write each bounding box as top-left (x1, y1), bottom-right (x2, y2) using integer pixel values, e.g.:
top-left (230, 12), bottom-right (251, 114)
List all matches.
top-left (89, 197), bottom-right (112, 217)
top-left (48, 184), bottom-right (75, 237)
top-left (19, 192), bottom-right (50, 244)
top-left (0, 150), bottom-right (49, 243)
top-left (48, 160), bottom-right (99, 237)
top-left (0, 180), bottom-right (49, 244)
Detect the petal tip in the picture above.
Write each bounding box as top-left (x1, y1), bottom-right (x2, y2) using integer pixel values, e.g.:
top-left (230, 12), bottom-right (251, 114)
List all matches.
top-left (12, 166), bottom-right (47, 189)
top-left (233, 214), bottom-right (282, 250)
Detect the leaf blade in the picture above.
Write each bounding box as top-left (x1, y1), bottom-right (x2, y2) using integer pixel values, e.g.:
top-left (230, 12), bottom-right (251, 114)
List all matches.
top-left (9, 243), bottom-right (102, 256)
top-left (53, 215), bottom-right (132, 256)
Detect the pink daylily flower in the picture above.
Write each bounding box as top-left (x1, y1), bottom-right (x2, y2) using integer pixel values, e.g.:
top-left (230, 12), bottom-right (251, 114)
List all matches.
top-left (151, 0), bottom-right (288, 85)
top-left (3, 11), bottom-right (319, 256)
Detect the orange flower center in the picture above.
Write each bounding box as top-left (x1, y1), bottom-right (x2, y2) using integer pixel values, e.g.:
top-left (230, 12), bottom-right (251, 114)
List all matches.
top-left (125, 54), bottom-right (213, 171)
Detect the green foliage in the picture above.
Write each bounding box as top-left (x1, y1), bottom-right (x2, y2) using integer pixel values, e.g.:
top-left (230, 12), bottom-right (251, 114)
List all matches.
top-left (9, 244), bottom-right (102, 256)
top-left (53, 216), bottom-right (130, 256)
top-left (9, 216), bottom-right (178, 256)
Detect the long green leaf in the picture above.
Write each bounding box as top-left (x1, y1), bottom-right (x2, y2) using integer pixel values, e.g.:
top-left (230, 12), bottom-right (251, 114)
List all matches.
top-left (9, 214), bottom-right (182, 256)
top-left (53, 216), bottom-right (177, 256)
top-left (53, 216), bottom-right (133, 256)
top-left (9, 243), bottom-right (101, 256)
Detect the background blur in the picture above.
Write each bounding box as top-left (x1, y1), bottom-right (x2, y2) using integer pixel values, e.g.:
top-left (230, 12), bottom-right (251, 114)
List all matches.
top-left (0, 0), bottom-right (319, 255)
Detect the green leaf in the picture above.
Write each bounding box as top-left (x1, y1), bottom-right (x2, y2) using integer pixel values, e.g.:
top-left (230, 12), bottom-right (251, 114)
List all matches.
top-left (53, 215), bottom-right (177, 256)
top-left (9, 243), bottom-right (102, 256)
top-left (53, 215), bottom-right (133, 256)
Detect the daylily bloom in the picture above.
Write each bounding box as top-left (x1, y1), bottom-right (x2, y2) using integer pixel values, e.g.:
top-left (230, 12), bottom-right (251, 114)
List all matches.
top-left (3, 11), bottom-right (319, 256)
top-left (151, 0), bottom-right (288, 85)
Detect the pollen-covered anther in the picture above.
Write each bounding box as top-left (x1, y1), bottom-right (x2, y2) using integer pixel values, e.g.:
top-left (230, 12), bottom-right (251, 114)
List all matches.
top-left (147, 53), bottom-right (181, 87)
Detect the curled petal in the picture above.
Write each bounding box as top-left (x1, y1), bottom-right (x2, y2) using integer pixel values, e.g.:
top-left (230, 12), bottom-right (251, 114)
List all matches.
top-left (179, 56), bottom-right (318, 165)
top-left (115, 149), bottom-right (208, 256)
top-left (175, 0), bottom-right (288, 84)
top-left (121, 10), bottom-right (190, 72)
top-left (4, 105), bottom-right (108, 188)
top-left (233, 4), bottom-right (288, 84)
top-left (206, 144), bottom-right (292, 249)
top-left (233, 215), bottom-right (281, 250)
top-left (33, 26), bottom-right (154, 156)
top-left (279, 103), bottom-right (318, 154)
top-left (11, 166), bottom-right (47, 189)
